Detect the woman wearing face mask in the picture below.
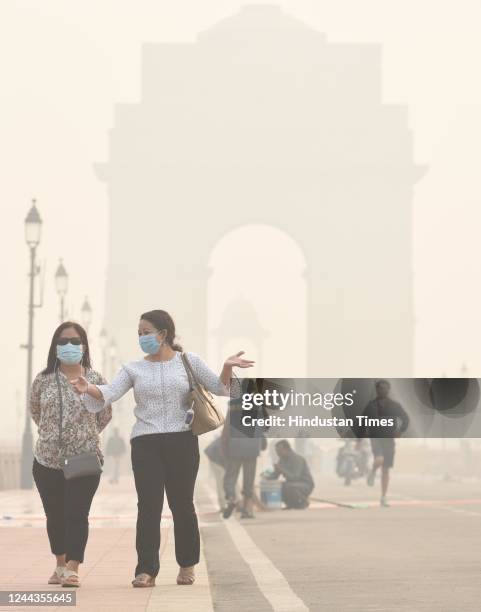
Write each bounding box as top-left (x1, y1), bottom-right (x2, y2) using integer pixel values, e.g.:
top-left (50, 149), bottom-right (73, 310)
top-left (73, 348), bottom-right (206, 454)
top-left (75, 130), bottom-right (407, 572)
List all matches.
top-left (30, 322), bottom-right (112, 588)
top-left (70, 309), bottom-right (253, 588)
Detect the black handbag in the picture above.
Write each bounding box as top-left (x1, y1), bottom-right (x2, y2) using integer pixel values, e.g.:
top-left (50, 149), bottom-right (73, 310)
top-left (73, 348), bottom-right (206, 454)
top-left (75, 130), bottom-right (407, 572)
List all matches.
top-left (55, 369), bottom-right (103, 480)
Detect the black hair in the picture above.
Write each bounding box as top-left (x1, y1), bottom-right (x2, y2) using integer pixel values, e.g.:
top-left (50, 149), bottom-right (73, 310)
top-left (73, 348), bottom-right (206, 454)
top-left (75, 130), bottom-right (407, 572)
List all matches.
top-left (140, 309), bottom-right (183, 351)
top-left (375, 379), bottom-right (391, 389)
top-left (275, 439), bottom-right (291, 450)
top-left (41, 321), bottom-right (92, 375)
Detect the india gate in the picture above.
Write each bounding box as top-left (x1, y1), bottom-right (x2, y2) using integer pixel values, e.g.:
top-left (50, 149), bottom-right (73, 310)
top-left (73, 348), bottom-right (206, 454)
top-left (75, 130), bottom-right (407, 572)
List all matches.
top-left (95, 5), bottom-right (424, 377)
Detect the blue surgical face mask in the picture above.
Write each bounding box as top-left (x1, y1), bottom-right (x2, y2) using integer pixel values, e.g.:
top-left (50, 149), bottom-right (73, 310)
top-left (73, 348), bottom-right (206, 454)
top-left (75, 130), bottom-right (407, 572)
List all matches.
top-left (56, 343), bottom-right (84, 365)
top-left (139, 333), bottom-right (163, 355)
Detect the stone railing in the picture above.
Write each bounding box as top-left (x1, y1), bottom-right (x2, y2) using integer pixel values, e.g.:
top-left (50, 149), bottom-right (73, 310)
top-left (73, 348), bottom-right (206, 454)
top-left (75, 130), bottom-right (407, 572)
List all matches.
top-left (0, 447), bottom-right (20, 490)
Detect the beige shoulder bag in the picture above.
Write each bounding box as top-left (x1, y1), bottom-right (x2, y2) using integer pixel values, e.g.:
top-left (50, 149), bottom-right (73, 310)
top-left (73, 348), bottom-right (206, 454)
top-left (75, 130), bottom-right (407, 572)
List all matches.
top-left (180, 352), bottom-right (227, 435)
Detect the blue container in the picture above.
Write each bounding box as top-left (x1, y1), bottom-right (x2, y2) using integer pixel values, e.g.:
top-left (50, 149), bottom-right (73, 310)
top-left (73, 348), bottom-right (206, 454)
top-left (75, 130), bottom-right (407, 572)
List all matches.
top-left (260, 479), bottom-right (283, 509)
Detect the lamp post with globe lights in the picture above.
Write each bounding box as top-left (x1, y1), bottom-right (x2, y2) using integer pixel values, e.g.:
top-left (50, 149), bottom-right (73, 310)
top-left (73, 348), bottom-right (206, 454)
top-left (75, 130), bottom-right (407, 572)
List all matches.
top-left (20, 200), bottom-right (43, 489)
top-left (81, 296), bottom-right (92, 333)
top-left (54, 259), bottom-right (68, 323)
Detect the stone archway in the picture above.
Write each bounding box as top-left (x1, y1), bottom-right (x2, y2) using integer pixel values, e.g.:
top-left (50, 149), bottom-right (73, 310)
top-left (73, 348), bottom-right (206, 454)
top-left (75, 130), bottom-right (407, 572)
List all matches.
top-left (207, 224), bottom-right (307, 377)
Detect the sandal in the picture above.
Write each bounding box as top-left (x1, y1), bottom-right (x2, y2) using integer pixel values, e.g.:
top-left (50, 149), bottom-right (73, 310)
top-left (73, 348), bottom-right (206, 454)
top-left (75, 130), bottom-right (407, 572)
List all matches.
top-left (61, 569), bottom-right (80, 588)
top-left (177, 566), bottom-right (195, 585)
top-left (132, 573), bottom-right (155, 588)
top-left (48, 566), bottom-right (66, 585)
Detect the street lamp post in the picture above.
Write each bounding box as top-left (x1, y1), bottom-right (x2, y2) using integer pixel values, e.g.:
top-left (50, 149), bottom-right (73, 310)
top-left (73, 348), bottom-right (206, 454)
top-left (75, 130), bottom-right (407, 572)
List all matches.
top-left (81, 296), bottom-right (92, 332)
top-left (20, 200), bottom-right (43, 489)
top-left (55, 259), bottom-right (68, 323)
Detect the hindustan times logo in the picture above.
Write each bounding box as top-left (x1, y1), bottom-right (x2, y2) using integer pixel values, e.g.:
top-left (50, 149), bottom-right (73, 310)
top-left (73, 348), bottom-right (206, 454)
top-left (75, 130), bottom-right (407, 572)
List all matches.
top-left (241, 389), bottom-right (356, 411)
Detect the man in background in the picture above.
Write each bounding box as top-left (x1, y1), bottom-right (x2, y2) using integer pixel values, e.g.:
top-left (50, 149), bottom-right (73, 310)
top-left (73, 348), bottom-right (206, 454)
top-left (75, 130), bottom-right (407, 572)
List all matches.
top-left (267, 439), bottom-right (314, 509)
top-left (105, 427), bottom-right (126, 484)
top-left (364, 380), bottom-right (410, 507)
top-left (221, 413), bottom-right (266, 519)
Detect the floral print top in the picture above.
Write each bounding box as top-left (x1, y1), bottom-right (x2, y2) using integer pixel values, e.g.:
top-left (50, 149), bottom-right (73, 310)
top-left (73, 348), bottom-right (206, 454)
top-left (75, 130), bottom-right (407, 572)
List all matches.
top-left (30, 368), bottom-right (112, 470)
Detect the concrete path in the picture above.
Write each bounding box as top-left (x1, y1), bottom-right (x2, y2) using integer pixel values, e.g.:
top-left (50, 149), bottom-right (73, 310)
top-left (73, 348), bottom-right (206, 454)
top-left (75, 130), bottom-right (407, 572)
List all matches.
top-left (1, 471), bottom-right (481, 611)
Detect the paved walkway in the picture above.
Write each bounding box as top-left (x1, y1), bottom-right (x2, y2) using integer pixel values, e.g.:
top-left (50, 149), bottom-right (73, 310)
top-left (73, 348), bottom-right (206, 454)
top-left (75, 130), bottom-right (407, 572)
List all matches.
top-left (2, 471), bottom-right (481, 611)
top-left (0, 476), bottom-right (213, 611)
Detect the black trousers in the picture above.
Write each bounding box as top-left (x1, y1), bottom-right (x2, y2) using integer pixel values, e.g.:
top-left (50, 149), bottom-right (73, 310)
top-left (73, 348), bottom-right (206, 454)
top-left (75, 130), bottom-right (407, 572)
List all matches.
top-left (32, 458), bottom-right (100, 563)
top-left (130, 431), bottom-right (200, 578)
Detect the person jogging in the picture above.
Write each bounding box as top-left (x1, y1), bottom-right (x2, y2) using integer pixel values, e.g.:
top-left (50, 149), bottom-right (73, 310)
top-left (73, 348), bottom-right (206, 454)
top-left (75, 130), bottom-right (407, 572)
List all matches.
top-left (364, 380), bottom-right (410, 507)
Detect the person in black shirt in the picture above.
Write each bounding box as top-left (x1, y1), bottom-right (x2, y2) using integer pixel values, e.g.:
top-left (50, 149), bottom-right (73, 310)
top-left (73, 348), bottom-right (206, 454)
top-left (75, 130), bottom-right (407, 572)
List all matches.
top-left (364, 380), bottom-right (409, 507)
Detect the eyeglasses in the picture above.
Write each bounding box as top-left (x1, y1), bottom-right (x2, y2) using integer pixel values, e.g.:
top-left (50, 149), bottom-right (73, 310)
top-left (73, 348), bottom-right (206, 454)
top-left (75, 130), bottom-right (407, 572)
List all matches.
top-left (57, 337), bottom-right (82, 346)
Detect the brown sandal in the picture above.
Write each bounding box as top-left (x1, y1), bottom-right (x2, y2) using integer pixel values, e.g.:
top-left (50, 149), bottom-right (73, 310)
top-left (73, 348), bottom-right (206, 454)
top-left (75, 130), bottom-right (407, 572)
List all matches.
top-left (177, 566), bottom-right (195, 585)
top-left (132, 573), bottom-right (155, 588)
top-left (62, 569), bottom-right (80, 588)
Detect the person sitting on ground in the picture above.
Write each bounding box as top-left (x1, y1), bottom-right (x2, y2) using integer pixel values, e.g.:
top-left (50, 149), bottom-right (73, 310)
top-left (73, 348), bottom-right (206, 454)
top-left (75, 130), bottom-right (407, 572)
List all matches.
top-left (266, 439), bottom-right (314, 509)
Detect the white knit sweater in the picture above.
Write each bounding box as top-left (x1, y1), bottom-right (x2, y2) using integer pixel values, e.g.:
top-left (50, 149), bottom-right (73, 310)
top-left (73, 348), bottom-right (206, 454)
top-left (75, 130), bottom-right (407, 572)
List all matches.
top-left (83, 351), bottom-right (230, 439)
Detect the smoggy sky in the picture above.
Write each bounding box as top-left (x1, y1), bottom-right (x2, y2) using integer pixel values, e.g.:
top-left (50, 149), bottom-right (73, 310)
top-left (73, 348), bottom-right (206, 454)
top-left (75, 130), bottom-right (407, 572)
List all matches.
top-left (1, 1), bottom-right (481, 441)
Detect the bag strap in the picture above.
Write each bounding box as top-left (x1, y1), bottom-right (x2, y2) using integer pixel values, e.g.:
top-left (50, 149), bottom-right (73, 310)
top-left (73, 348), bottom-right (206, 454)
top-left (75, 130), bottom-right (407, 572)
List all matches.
top-left (180, 351), bottom-right (241, 393)
top-left (55, 369), bottom-right (64, 452)
top-left (180, 352), bottom-right (196, 390)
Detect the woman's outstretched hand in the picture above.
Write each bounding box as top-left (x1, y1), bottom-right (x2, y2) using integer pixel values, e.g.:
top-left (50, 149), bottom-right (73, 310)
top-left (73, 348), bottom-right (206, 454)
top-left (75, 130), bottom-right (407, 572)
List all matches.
top-left (70, 376), bottom-right (89, 394)
top-left (224, 351), bottom-right (255, 369)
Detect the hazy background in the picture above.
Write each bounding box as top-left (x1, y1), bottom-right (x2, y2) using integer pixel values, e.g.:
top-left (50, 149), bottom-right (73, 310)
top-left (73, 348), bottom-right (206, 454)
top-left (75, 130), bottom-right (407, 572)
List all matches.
top-left (1, 0), bottom-right (481, 442)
